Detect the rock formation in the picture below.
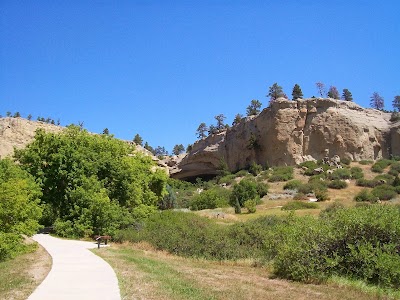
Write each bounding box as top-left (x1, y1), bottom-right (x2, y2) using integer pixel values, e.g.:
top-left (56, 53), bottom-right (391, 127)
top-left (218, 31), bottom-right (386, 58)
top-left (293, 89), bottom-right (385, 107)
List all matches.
top-left (171, 98), bottom-right (394, 180)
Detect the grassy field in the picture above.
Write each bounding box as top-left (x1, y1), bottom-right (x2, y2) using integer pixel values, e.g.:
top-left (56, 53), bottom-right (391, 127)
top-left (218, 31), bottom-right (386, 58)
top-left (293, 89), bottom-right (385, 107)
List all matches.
top-left (0, 241), bottom-right (51, 300)
top-left (95, 242), bottom-right (393, 300)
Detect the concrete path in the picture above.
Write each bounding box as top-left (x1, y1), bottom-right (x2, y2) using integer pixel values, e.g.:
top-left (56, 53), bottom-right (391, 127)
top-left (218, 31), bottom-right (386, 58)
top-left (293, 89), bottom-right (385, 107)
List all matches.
top-left (28, 234), bottom-right (121, 300)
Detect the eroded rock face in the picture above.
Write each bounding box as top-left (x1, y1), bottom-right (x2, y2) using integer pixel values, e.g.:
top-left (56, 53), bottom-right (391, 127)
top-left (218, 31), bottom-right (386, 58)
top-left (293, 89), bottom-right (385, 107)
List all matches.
top-left (0, 117), bottom-right (63, 159)
top-left (171, 98), bottom-right (393, 180)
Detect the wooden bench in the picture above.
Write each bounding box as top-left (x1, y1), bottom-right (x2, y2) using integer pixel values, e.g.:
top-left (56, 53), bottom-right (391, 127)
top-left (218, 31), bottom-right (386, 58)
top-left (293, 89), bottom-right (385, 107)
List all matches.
top-left (94, 235), bottom-right (112, 248)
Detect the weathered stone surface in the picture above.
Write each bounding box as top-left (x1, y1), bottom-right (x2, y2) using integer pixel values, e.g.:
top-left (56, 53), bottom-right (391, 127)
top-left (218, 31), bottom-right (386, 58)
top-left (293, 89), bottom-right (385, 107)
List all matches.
top-left (171, 98), bottom-right (394, 180)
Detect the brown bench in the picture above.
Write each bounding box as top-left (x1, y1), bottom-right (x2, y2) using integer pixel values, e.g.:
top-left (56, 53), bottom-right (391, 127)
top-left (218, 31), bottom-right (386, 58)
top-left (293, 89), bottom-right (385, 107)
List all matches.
top-left (94, 235), bottom-right (112, 248)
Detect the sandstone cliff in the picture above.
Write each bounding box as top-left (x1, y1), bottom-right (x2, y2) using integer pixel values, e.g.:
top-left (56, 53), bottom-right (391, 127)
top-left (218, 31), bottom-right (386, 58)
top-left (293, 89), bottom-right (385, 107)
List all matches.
top-left (171, 98), bottom-right (394, 180)
top-left (0, 117), bottom-right (63, 159)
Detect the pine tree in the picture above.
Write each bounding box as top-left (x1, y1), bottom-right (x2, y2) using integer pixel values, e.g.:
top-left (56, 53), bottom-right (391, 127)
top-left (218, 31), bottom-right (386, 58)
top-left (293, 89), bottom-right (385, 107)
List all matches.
top-left (392, 95), bottom-right (400, 111)
top-left (102, 128), bottom-right (110, 135)
top-left (133, 133), bottom-right (143, 146)
top-left (342, 89), bottom-right (353, 101)
top-left (327, 86), bottom-right (340, 99)
top-left (214, 114), bottom-right (226, 130)
top-left (27, 114), bottom-right (32, 120)
top-left (196, 123), bottom-right (208, 139)
top-left (246, 99), bottom-right (262, 116)
top-left (370, 92), bottom-right (384, 110)
top-left (291, 84), bottom-right (303, 100)
top-left (232, 113), bottom-right (243, 126)
top-left (267, 83), bottom-right (284, 102)
top-left (172, 144), bottom-right (185, 155)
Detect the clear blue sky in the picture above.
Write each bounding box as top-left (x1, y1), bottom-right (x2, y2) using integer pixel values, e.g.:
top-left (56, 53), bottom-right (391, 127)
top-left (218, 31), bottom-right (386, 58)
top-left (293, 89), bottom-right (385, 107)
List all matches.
top-left (1, 1), bottom-right (399, 153)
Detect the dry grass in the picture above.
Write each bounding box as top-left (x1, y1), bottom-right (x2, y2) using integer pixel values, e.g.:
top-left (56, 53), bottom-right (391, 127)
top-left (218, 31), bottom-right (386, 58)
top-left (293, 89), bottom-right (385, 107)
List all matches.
top-left (96, 243), bottom-right (385, 300)
top-left (0, 240), bottom-right (52, 300)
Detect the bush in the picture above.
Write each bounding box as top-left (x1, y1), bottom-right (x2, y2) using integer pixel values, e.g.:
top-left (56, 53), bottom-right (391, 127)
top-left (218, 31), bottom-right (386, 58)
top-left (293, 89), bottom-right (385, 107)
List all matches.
top-left (315, 189), bottom-right (330, 201)
top-left (374, 174), bottom-right (395, 185)
top-left (283, 180), bottom-right (303, 190)
top-left (229, 179), bottom-right (260, 213)
top-left (190, 187), bottom-right (230, 210)
top-left (268, 166), bottom-right (293, 182)
top-left (350, 167), bottom-right (364, 179)
top-left (354, 189), bottom-right (378, 202)
top-left (248, 162), bottom-right (263, 176)
top-left (293, 192), bottom-right (308, 200)
top-left (341, 157), bottom-right (351, 165)
top-left (218, 174), bottom-right (236, 185)
top-left (371, 184), bottom-right (397, 200)
top-left (256, 181), bottom-right (269, 198)
top-left (359, 160), bottom-right (373, 165)
top-left (328, 180), bottom-right (348, 189)
top-left (356, 178), bottom-right (383, 188)
top-left (328, 168), bottom-right (351, 180)
top-left (371, 159), bottom-right (392, 173)
top-left (235, 170), bottom-right (249, 177)
top-left (281, 201), bottom-right (318, 211)
top-left (244, 199), bottom-right (257, 213)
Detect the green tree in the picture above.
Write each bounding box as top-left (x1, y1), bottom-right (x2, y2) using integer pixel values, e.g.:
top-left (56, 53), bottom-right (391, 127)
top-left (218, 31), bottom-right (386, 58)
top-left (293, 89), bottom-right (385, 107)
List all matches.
top-left (342, 89), bottom-right (353, 101)
top-left (327, 86), bottom-right (340, 99)
top-left (292, 84), bottom-right (303, 100)
top-left (15, 126), bottom-right (167, 236)
top-left (13, 112), bottom-right (21, 118)
top-left (196, 123), bottom-right (208, 139)
top-left (172, 144), bottom-right (185, 155)
top-left (27, 114), bottom-right (32, 120)
top-left (144, 142), bottom-right (154, 153)
top-left (246, 99), bottom-right (262, 116)
top-left (232, 113), bottom-right (243, 126)
top-left (370, 92), bottom-right (384, 110)
top-left (214, 114), bottom-right (226, 130)
top-left (392, 95), bottom-right (400, 111)
top-left (102, 128), bottom-right (110, 135)
top-left (229, 179), bottom-right (259, 214)
top-left (133, 133), bottom-right (143, 146)
top-left (6, 111), bottom-right (11, 117)
top-left (267, 83), bottom-right (284, 102)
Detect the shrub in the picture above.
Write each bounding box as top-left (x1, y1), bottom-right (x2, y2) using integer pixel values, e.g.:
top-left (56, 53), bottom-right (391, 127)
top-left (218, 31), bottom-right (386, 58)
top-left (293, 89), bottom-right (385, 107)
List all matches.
top-left (328, 168), bottom-right (351, 180)
top-left (341, 157), bottom-right (351, 165)
top-left (328, 180), bottom-right (348, 189)
top-left (315, 189), bottom-right (329, 201)
top-left (218, 174), bottom-right (236, 185)
top-left (235, 170), bottom-right (249, 177)
top-left (190, 187), bottom-right (230, 210)
top-left (356, 178), bottom-right (383, 188)
top-left (359, 160), bottom-right (373, 165)
top-left (371, 159), bottom-right (392, 173)
top-left (354, 189), bottom-right (378, 202)
top-left (374, 174), bottom-right (395, 185)
top-left (244, 199), bottom-right (257, 213)
top-left (281, 201), bottom-right (318, 211)
top-left (299, 160), bottom-right (318, 170)
top-left (256, 181), bottom-right (269, 198)
top-left (283, 180), bottom-right (303, 190)
top-left (350, 167), bottom-right (364, 179)
top-left (248, 162), bottom-right (263, 176)
top-left (268, 166), bottom-right (294, 182)
top-left (229, 179), bottom-right (259, 213)
top-left (293, 192), bottom-right (308, 200)
top-left (371, 184), bottom-right (397, 200)
top-left (320, 202), bottom-right (345, 217)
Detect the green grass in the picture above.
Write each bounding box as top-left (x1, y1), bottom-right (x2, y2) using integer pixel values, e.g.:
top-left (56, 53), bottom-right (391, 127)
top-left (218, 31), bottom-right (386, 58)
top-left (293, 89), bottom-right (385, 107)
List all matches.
top-left (111, 248), bottom-right (216, 300)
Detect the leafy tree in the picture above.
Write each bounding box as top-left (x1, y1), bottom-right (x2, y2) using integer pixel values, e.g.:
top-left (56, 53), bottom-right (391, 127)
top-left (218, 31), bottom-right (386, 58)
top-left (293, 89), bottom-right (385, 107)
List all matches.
top-left (292, 84), bottom-right (303, 100)
top-left (13, 112), bottom-right (21, 118)
top-left (133, 133), bottom-right (143, 146)
top-left (392, 95), bottom-right (400, 111)
top-left (316, 82), bottom-right (326, 97)
top-left (214, 114), bottom-right (226, 130)
top-left (246, 99), bottom-right (262, 116)
top-left (267, 83), bottom-right (284, 102)
top-left (15, 126), bottom-right (167, 236)
top-left (342, 89), bottom-right (353, 101)
top-left (327, 86), bottom-right (340, 99)
top-left (232, 113), bottom-right (243, 126)
top-left (6, 111), bottom-right (11, 117)
top-left (370, 92), bottom-right (384, 110)
top-left (102, 128), bottom-right (110, 135)
top-left (229, 179), bottom-right (259, 214)
top-left (172, 144), bottom-right (185, 156)
top-left (27, 114), bottom-right (32, 120)
top-left (196, 123), bottom-right (208, 139)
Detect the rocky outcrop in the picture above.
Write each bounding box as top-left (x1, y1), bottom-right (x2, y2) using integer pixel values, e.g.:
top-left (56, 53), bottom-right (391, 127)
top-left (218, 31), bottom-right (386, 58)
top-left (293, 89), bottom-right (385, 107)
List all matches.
top-left (171, 98), bottom-right (393, 180)
top-left (0, 117), bottom-right (63, 158)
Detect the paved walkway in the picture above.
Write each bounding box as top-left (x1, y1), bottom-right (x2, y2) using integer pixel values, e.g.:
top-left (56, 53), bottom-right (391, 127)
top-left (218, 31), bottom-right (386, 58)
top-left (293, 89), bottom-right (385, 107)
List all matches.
top-left (28, 234), bottom-right (121, 300)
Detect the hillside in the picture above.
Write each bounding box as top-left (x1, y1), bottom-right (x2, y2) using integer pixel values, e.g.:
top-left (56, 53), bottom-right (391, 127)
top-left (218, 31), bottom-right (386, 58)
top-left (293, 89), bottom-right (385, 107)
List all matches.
top-left (171, 98), bottom-right (400, 180)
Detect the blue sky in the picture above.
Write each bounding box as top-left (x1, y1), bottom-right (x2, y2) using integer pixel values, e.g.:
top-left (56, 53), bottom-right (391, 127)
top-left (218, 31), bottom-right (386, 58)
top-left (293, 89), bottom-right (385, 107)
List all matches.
top-left (1, 1), bottom-right (399, 153)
